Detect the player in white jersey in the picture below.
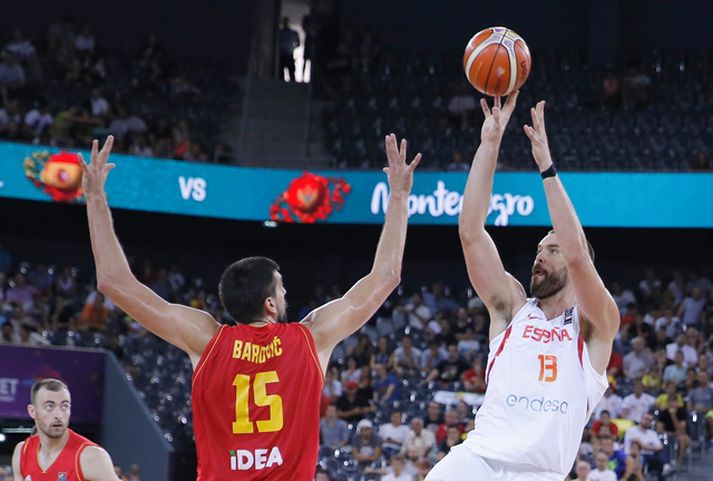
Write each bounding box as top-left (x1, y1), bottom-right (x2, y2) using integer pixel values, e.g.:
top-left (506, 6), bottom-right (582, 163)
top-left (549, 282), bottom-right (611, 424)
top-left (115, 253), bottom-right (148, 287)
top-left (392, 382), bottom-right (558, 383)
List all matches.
top-left (426, 94), bottom-right (620, 481)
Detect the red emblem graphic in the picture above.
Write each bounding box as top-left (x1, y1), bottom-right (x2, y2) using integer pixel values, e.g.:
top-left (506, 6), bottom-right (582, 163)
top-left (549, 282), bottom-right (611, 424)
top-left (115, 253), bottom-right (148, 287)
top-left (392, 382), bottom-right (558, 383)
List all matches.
top-left (24, 151), bottom-right (84, 202)
top-left (270, 172), bottom-right (351, 223)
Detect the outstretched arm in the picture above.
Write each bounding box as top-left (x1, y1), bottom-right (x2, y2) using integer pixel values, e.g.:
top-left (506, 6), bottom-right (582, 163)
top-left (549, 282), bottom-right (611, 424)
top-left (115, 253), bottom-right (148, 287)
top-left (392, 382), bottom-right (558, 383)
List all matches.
top-left (459, 93), bottom-right (526, 339)
top-left (304, 134), bottom-right (420, 367)
top-left (80, 137), bottom-right (219, 366)
top-left (523, 101), bottom-right (620, 372)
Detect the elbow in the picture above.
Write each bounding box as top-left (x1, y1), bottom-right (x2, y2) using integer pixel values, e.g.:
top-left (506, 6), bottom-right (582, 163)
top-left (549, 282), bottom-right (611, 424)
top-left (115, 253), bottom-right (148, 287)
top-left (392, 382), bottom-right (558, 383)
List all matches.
top-left (374, 267), bottom-right (400, 291)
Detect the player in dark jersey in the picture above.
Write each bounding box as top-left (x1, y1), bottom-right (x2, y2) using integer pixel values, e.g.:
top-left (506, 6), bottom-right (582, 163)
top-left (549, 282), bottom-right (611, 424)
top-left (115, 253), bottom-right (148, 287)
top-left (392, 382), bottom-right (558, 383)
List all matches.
top-left (11, 378), bottom-right (118, 481)
top-left (79, 134), bottom-right (420, 480)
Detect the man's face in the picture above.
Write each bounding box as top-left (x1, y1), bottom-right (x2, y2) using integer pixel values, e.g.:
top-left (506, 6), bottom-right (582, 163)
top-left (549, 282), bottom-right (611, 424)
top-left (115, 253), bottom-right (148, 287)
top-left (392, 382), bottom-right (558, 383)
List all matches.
top-left (28, 388), bottom-right (71, 439)
top-left (531, 233), bottom-right (568, 299)
top-left (428, 402), bottom-right (440, 418)
top-left (576, 462), bottom-right (590, 479)
top-left (633, 382), bottom-right (643, 395)
top-left (326, 405), bottom-right (337, 420)
top-left (392, 459), bottom-right (404, 475)
top-left (600, 412), bottom-right (610, 424)
top-left (391, 411), bottom-right (401, 426)
top-left (640, 413), bottom-right (653, 427)
top-left (596, 452), bottom-right (609, 469)
top-left (411, 419), bottom-right (423, 434)
top-left (600, 438), bottom-right (613, 456)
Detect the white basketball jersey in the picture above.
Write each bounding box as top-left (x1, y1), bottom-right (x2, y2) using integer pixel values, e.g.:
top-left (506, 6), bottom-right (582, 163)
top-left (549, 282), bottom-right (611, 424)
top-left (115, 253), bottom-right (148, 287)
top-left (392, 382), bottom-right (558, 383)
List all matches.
top-left (463, 298), bottom-right (608, 476)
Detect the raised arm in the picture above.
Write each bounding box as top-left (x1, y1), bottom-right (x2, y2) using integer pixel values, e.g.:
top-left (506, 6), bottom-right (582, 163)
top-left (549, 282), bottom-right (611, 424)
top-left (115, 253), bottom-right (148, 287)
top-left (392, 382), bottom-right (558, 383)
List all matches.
top-left (79, 137), bottom-right (219, 367)
top-left (304, 134), bottom-right (420, 367)
top-left (459, 93), bottom-right (526, 339)
top-left (523, 101), bottom-right (620, 372)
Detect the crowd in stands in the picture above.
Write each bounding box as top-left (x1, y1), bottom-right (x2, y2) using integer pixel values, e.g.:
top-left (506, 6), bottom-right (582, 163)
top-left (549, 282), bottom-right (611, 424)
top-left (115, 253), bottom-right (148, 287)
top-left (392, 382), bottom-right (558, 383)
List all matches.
top-left (0, 24), bottom-right (237, 163)
top-left (316, 28), bottom-right (713, 172)
top-left (1, 238), bottom-right (712, 480)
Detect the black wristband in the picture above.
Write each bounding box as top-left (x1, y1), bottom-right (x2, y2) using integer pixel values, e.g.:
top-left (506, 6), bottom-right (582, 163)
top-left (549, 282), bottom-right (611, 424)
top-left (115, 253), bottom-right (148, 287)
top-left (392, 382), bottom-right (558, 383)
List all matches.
top-left (540, 164), bottom-right (557, 179)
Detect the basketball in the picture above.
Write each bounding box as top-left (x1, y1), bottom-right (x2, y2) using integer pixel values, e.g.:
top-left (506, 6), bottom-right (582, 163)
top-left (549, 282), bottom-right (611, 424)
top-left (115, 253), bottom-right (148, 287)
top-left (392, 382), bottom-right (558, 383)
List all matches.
top-left (463, 26), bottom-right (531, 96)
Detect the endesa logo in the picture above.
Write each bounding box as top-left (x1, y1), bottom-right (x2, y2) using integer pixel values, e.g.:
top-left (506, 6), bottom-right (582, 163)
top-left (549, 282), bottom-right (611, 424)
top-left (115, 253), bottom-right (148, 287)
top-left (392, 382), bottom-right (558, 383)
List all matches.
top-left (505, 393), bottom-right (569, 414)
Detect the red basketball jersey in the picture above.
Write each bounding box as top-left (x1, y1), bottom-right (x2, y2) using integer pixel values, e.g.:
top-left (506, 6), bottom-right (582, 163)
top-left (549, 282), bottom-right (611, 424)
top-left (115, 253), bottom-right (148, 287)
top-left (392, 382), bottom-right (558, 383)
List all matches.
top-left (20, 429), bottom-right (96, 481)
top-left (192, 322), bottom-right (324, 481)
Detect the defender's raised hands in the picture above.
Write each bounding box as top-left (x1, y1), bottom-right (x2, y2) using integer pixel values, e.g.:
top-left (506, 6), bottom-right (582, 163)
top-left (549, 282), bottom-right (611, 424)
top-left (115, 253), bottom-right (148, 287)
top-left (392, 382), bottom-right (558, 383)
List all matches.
top-left (78, 135), bottom-right (115, 196)
top-left (383, 133), bottom-right (421, 196)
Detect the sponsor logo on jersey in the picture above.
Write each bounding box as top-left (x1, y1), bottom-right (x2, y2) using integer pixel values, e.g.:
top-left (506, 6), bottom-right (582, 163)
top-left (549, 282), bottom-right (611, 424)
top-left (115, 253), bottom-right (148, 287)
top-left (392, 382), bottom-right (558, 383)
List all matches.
top-left (522, 324), bottom-right (572, 343)
top-left (24, 476), bottom-right (32, 481)
top-left (232, 336), bottom-right (283, 364)
top-left (505, 393), bottom-right (569, 414)
top-left (58, 473), bottom-right (67, 481)
top-left (563, 307), bottom-right (574, 325)
top-left (229, 447), bottom-right (284, 471)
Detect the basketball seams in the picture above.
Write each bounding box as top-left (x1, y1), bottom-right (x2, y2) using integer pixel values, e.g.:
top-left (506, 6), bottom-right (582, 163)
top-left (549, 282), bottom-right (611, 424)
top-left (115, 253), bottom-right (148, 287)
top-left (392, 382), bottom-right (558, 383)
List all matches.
top-left (482, 28), bottom-right (509, 96)
top-left (465, 35), bottom-right (500, 84)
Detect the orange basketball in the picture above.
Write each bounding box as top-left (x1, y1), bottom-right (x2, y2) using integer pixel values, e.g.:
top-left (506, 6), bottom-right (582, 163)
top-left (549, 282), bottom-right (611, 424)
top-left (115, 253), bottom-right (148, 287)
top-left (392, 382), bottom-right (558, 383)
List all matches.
top-left (463, 26), bottom-right (531, 96)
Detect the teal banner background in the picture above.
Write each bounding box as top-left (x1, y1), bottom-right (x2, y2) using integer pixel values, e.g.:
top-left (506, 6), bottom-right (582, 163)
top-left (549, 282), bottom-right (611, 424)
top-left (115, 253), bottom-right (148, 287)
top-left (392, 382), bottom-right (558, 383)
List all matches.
top-left (1, 141), bottom-right (711, 227)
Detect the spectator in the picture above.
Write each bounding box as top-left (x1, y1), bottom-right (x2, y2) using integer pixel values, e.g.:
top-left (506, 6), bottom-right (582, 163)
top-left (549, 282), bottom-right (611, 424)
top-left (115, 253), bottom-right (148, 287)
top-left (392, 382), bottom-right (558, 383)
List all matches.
top-left (620, 379), bottom-right (655, 423)
top-left (74, 25), bottom-right (96, 52)
top-left (655, 381), bottom-right (684, 409)
top-left (320, 405), bottom-right (350, 450)
top-left (379, 410), bottom-right (410, 458)
top-left (687, 370), bottom-right (713, 439)
top-left (6, 273), bottom-right (38, 307)
top-left (436, 425), bottom-right (462, 460)
top-left (657, 397), bottom-right (690, 466)
top-left (400, 417), bottom-right (435, 458)
top-left (426, 344), bottom-right (469, 385)
top-left (447, 83), bottom-right (476, 129)
top-left (278, 17), bottom-right (300, 82)
top-left (315, 468), bottom-right (330, 481)
top-left (662, 351), bottom-right (687, 385)
top-left (89, 88), bottom-right (110, 118)
top-left (80, 292), bottom-right (110, 330)
top-left (592, 410), bottom-right (619, 438)
top-left (393, 335), bottom-right (422, 376)
top-left (336, 380), bottom-right (372, 423)
top-left (623, 337), bottom-right (655, 380)
top-left (394, 293), bottom-right (431, 330)
top-left (0, 101), bottom-right (22, 138)
top-left (435, 409), bottom-right (463, 445)
top-left (419, 340), bottom-right (446, 373)
top-left (638, 269), bottom-right (662, 306)
top-left (571, 460), bottom-right (590, 481)
top-left (611, 282), bottom-right (636, 314)
top-left (461, 357), bottom-right (485, 393)
top-left (623, 413), bottom-right (672, 478)
top-left (0, 54), bottom-right (27, 88)
top-left (598, 434), bottom-right (627, 479)
top-left (381, 454), bottom-right (412, 481)
top-left (620, 440), bottom-right (645, 481)
top-left (678, 287), bottom-right (706, 326)
top-left (654, 307), bottom-right (681, 338)
top-left (424, 401), bottom-right (444, 432)
top-left (373, 363), bottom-right (401, 405)
top-left (24, 102), bottom-right (53, 142)
top-left (665, 333), bottom-right (698, 367)
top-left (350, 333), bottom-right (374, 367)
top-left (5, 29), bottom-right (36, 61)
top-left (351, 419), bottom-right (383, 467)
top-left (322, 365), bottom-right (343, 403)
top-left (588, 452), bottom-right (617, 481)
top-left (446, 151), bottom-right (469, 172)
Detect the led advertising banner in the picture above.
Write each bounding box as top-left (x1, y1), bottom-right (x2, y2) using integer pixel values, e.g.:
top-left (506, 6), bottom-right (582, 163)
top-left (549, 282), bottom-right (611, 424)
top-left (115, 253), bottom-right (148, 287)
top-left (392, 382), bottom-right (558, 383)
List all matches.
top-left (0, 141), bottom-right (711, 227)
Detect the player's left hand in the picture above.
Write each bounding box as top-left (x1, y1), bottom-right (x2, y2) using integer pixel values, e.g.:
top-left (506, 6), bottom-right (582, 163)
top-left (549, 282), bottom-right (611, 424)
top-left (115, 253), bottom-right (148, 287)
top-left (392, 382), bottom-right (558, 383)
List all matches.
top-left (523, 100), bottom-right (554, 172)
top-left (383, 133), bottom-right (421, 197)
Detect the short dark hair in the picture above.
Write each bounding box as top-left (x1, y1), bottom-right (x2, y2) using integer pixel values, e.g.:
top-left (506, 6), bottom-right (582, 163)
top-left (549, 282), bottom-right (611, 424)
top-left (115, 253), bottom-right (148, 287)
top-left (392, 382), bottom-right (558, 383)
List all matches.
top-left (219, 257), bottom-right (280, 323)
top-left (546, 229), bottom-right (595, 261)
top-left (31, 378), bottom-right (69, 404)
top-left (600, 410), bottom-right (610, 417)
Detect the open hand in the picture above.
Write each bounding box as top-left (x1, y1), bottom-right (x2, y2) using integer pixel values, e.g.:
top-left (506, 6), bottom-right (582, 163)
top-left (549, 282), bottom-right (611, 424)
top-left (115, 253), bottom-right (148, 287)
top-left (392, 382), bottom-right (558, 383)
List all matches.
top-left (384, 133), bottom-right (421, 196)
top-left (523, 101), bottom-right (553, 171)
top-left (480, 90), bottom-right (519, 144)
top-left (78, 135), bottom-right (115, 196)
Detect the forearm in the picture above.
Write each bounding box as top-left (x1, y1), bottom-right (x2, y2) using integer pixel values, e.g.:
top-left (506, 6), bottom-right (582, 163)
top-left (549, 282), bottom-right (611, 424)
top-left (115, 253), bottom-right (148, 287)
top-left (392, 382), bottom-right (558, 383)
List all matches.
top-left (370, 192), bottom-right (408, 282)
top-left (85, 193), bottom-right (133, 287)
top-left (541, 176), bottom-right (590, 263)
top-left (459, 141), bottom-right (500, 236)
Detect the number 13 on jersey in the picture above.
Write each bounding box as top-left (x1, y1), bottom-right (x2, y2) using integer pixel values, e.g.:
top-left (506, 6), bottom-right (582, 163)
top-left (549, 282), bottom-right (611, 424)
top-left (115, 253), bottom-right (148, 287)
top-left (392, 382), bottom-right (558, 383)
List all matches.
top-left (232, 371), bottom-right (284, 434)
top-left (537, 354), bottom-right (558, 382)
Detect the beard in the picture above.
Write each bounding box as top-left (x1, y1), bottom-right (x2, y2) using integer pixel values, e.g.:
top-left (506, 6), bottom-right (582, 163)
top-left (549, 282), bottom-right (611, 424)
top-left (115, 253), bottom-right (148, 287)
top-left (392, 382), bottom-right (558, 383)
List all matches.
top-left (530, 267), bottom-right (568, 299)
top-left (40, 421), bottom-right (67, 439)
